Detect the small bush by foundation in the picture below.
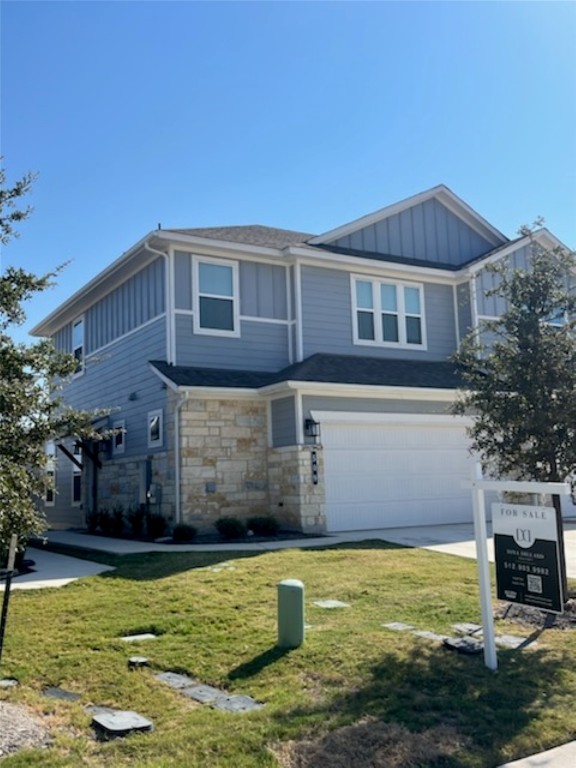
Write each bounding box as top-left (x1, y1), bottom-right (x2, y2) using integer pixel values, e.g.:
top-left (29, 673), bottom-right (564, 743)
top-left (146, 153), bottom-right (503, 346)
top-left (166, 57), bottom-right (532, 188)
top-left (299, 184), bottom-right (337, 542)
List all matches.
top-left (172, 523), bottom-right (198, 543)
top-left (247, 515), bottom-right (280, 537)
top-left (215, 517), bottom-right (247, 541)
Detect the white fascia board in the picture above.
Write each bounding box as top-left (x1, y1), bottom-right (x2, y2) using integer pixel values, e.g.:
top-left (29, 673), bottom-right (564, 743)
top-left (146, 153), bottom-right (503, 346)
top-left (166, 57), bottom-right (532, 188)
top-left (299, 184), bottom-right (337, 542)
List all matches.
top-left (31, 231), bottom-right (161, 337)
top-left (147, 363), bottom-right (260, 399)
top-left (462, 229), bottom-right (573, 279)
top-left (307, 185), bottom-right (506, 248)
top-left (258, 379), bottom-right (459, 402)
top-left (155, 231), bottom-right (284, 261)
top-left (285, 246), bottom-right (457, 284)
top-left (534, 228), bottom-right (572, 252)
top-left (310, 410), bottom-right (474, 427)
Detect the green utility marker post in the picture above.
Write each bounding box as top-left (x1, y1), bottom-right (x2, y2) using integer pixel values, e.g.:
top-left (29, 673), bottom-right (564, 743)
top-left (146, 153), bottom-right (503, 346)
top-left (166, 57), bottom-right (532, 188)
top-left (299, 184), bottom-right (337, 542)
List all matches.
top-left (277, 579), bottom-right (305, 649)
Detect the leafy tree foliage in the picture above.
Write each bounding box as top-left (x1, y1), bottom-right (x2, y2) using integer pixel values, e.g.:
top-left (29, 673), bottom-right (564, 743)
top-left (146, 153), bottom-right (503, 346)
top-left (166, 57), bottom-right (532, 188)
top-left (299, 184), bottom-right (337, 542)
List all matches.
top-left (0, 166), bottom-right (97, 560)
top-left (453, 230), bottom-right (576, 484)
top-left (453, 229), bottom-right (576, 593)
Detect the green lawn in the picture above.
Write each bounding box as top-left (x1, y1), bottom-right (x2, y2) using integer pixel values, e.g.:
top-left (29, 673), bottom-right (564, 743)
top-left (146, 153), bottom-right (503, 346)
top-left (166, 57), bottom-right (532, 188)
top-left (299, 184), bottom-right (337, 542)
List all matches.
top-left (1, 541), bottom-right (575, 767)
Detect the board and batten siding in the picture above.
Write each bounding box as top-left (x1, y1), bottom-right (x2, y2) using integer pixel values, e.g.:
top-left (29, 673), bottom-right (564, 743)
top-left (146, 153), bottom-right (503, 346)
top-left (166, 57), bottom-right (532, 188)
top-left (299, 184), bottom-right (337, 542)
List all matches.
top-left (300, 265), bottom-right (458, 361)
top-left (456, 283), bottom-right (473, 341)
top-left (62, 317), bottom-right (168, 457)
top-left (51, 258), bottom-right (165, 356)
top-left (271, 396), bottom-right (297, 447)
top-left (174, 250), bottom-right (288, 319)
top-left (475, 244), bottom-right (531, 318)
top-left (328, 198), bottom-right (495, 266)
top-left (174, 315), bottom-right (290, 371)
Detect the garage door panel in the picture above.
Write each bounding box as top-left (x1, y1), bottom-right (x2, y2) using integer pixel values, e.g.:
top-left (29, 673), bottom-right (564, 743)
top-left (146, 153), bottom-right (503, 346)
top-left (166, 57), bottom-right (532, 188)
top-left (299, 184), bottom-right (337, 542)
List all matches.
top-left (321, 417), bottom-right (474, 532)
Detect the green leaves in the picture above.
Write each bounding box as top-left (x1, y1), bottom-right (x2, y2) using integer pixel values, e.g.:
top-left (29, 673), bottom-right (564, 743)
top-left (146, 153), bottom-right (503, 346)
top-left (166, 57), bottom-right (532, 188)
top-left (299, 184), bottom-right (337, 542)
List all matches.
top-left (454, 236), bottom-right (576, 483)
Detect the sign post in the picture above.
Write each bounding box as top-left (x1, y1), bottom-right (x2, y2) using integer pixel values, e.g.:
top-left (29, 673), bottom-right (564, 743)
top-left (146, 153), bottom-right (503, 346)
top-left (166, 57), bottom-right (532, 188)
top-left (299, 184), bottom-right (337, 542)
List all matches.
top-left (465, 467), bottom-right (569, 671)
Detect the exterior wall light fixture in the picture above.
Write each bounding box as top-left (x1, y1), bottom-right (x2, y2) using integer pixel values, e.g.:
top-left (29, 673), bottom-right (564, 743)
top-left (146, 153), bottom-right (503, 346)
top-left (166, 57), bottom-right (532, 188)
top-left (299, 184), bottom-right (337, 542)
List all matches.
top-left (304, 418), bottom-right (320, 439)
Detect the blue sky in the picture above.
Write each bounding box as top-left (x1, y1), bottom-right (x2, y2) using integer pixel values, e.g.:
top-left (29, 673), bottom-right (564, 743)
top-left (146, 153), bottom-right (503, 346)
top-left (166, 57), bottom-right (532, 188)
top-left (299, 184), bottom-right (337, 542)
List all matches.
top-left (1, 1), bottom-right (575, 341)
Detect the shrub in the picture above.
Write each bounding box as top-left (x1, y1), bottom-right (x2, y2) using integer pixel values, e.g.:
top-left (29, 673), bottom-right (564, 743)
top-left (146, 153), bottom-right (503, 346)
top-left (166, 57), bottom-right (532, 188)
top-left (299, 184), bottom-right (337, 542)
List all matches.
top-left (247, 515), bottom-right (280, 537)
top-left (147, 513), bottom-right (166, 540)
top-left (112, 506), bottom-right (125, 536)
top-left (127, 507), bottom-right (145, 537)
top-left (85, 510), bottom-right (99, 534)
top-left (98, 509), bottom-right (113, 535)
top-left (215, 516), bottom-right (247, 540)
top-left (172, 523), bottom-right (198, 543)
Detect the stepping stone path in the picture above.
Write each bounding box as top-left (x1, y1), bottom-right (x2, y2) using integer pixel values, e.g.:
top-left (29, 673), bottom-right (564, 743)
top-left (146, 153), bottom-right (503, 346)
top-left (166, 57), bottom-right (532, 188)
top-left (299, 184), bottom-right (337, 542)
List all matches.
top-left (155, 672), bottom-right (263, 713)
top-left (92, 710), bottom-right (154, 740)
top-left (313, 599), bottom-right (350, 609)
top-left (382, 621), bottom-right (530, 653)
top-left (128, 656), bottom-right (150, 669)
top-left (443, 636), bottom-right (484, 655)
top-left (382, 622), bottom-right (416, 631)
top-left (0, 678), bottom-right (18, 689)
top-left (42, 687), bottom-right (81, 702)
top-left (120, 633), bottom-right (158, 642)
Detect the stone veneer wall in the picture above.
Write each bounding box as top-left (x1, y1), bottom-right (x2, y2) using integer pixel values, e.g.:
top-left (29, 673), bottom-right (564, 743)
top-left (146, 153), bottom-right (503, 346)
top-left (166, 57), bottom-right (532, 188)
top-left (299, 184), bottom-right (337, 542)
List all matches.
top-left (179, 397), bottom-right (271, 530)
top-left (92, 394), bottom-right (328, 534)
top-left (267, 446), bottom-right (326, 534)
top-left (178, 397), bottom-right (327, 534)
top-left (96, 452), bottom-right (175, 523)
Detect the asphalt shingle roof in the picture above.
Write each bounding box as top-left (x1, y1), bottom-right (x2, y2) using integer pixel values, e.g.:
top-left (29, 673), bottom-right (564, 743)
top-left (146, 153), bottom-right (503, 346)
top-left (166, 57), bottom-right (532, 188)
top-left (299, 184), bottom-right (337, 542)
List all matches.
top-left (165, 225), bottom-right (314, 249)
top-left (151, 354), bottom-right (463, 391)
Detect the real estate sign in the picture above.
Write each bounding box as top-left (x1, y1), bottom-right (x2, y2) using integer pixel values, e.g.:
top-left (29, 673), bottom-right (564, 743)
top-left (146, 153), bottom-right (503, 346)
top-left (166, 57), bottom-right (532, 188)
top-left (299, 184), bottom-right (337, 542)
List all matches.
top-left (492, 503), bottom-right (564, 614)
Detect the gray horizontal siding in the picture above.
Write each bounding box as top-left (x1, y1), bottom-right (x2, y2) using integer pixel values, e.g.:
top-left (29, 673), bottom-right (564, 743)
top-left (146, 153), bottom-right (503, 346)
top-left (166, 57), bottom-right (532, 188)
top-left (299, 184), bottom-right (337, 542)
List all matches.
top-left (301, 265), bottom-right (458, 361)
top-left (63, 318), bottom-right (168, 457)
top-left (175, 315), bottom-right (290, 371)
top-left (174, 250), bottom-right (288, 319)
top-left (330, 199), bottom-right (495, 266)
top-left (271, 396), bottom-right (296, 447)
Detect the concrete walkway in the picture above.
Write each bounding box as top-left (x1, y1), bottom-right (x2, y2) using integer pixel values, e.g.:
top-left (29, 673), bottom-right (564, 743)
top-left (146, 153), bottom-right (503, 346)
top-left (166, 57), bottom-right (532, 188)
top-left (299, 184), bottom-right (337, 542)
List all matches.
top-left (36, 518), bottom-right (576, 578)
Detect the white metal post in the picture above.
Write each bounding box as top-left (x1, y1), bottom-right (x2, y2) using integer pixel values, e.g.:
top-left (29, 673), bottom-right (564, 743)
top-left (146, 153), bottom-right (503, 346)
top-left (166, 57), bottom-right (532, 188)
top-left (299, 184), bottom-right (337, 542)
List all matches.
top-left (471, 463), bottom-right (498, 671)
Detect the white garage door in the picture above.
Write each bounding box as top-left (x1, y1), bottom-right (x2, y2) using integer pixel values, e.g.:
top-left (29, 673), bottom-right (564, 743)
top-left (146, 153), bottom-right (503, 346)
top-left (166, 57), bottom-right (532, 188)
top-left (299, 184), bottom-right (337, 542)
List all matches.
top-left (317, 412), bottom-right (475, 532)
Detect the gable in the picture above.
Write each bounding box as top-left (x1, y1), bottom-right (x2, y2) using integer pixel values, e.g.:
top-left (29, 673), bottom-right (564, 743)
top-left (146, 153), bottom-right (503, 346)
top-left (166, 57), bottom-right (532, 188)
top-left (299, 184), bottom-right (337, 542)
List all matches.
top-left (323, 198), bottom-right (499, 267)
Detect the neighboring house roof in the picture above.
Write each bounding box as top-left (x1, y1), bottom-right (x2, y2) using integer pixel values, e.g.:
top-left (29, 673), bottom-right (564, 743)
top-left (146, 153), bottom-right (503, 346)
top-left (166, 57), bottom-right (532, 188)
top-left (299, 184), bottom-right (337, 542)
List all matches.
top-left (164, 225), bottom-right (314, 249)
top-left (150, 354), bottom-right (464, 391)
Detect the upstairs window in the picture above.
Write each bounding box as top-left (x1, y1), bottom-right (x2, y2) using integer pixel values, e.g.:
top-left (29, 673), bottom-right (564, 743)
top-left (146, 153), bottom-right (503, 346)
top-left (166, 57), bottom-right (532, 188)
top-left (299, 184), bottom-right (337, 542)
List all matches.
top-left (352, 277), bottom-right (426, 348)
top-left (72, 317), bottom-right (84, 374)
top-left (194, 257), bottom-right (239, 336)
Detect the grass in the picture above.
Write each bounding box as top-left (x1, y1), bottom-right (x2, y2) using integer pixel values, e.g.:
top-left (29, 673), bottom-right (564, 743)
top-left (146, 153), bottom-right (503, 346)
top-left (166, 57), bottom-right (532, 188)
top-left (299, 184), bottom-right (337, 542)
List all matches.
top-left (1, 540), bottom-right (575, 767)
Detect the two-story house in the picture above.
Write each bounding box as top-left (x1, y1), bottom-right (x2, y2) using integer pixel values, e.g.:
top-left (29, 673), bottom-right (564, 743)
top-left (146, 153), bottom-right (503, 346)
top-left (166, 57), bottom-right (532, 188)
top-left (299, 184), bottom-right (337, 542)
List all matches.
top-left (32, 185), bottom-right (571, 534)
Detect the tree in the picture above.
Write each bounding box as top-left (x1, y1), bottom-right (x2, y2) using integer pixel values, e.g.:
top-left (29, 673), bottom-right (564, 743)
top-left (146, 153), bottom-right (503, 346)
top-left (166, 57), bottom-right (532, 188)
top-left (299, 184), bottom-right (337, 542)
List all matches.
top-left (0, 165), bottom-right (98, 563)
top-left (453, 226), bottom-right (576, 593)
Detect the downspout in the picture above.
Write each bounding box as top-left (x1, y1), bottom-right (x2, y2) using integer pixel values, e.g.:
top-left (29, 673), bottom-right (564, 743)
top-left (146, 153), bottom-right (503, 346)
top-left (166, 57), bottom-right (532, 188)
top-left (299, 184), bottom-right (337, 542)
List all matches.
top-left (174, 391), bottom-right (189, 524)
top-left (142, 239), bottom-right (174, 364)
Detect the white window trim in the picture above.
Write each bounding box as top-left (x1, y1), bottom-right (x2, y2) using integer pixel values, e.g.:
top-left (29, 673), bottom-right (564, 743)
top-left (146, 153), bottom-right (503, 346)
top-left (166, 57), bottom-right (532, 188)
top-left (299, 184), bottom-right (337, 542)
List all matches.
top-left (72, 315), bottom-right (85, 377)
top-left (113, 419), bottom-right (126, 455)
top-left (351, 275), bottom-right (427, 350)
top-left (147, 409), bottom-right (163, 449)
top-left (71, 444), bottom-right (82, 507)
top-left (44, 441), bottom-right (56, 506)
top-left (192, 255), bottom-right (240, 337)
